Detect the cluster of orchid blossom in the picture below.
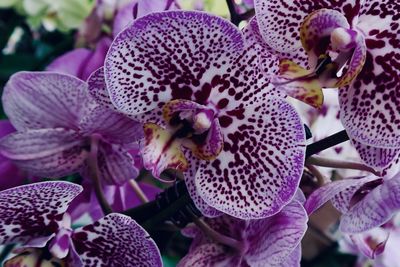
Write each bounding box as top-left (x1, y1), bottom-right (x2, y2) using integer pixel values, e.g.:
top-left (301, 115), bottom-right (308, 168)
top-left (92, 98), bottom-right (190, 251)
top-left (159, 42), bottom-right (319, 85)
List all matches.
top-left (0, 0), bottom-right (398, 266)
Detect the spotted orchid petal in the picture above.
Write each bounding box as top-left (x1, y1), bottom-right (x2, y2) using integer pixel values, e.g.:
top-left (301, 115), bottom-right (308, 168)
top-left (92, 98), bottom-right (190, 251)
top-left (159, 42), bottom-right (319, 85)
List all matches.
top-left (87, 67), bottom-right (117, 110)
top-left (72, 213), bottom-right (162, 267)
top-left (273, 59), bottom-right (324, 108)
top-left (339, 1), bottom-right (400, 149)
top-left (105, 11), bottom-right (245, 116)
top-left (244, 200), bottom-right (308, 266)
top-left (80, 104), bottom-right (144, 144)
top-left (185, 155), bottom-right (222, 218)
top-left (330, 176), bottom-right (380, 214)
top-left (340, 174), bottom-right (400, 233)
top-left (196, 97), bottom-right (305, 219)
top-left (352, 140), bottom-right (400, 170)
top-left (243, 17), bottom-right (309, 73)
top-left (2, 72), bottom-right (90, 131)
top-left (177, 243), bottom-right (242, 267)
top-left (0, 181), bottom-right (82, 245)
top-left (300, 8), bottom-right (350, 68)
top-left (305, 176), bottom-right (377, 215)
top-left (96, 143), bottom-right (139, 185)
top-left (0, 129), bottom-right (87, 177)
top-left (142, 123), bottom-right (188, 180)
top-left (254, 0), bottom-right (361, 53)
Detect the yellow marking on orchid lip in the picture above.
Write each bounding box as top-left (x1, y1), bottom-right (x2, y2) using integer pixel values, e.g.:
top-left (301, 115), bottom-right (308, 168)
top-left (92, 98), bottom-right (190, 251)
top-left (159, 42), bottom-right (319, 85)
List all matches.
top-left (278, 59), bottom-right (324, 108)
top-left (162, 99), bottom-right (198, 123)
top-left (142, 123), bottom-right (188, 178)
top-left (300, 9), bottom-right (329, 52)
top-left (336, 48), bottom-right (366, 87)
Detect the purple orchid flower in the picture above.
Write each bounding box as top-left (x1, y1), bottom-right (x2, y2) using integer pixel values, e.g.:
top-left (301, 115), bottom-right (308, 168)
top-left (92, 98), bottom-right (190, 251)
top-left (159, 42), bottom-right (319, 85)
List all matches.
top-left (253, 0), bottom-right (400, 170)
top-left (0, 71), bottom-right (142, 186)
top-left (340, 216), bottom-right (400, 267)
top-left (0, 181), bottom-right (162, 267)
top-left (47, 37), bottom-right (112, 81)
top-left (47, 0), bottom-right (179, 81)
top-left (0, 120), bottom-right (27, 191)
top-left (102, 10), bottom-right (306, 219)
top-left (305, 156), bottom-right (400, 233)
top-left (178, 199), bottom-right (308, 266)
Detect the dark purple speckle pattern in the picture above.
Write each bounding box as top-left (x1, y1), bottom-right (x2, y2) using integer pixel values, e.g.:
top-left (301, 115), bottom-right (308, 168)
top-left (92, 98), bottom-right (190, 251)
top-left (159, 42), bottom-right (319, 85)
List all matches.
top-left (0, 181), bottom-right (82, 245)
top-left (72, 213), bottom-right (162, 267)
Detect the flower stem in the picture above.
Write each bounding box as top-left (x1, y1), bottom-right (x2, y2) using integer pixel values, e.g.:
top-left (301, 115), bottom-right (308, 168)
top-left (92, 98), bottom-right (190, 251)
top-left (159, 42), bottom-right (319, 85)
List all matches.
top-left (306, 164), bottom-right (327, 185)
top-left (306, 155), bottom-right (379, 176)
top-left (129, 179), bottom-right (149, 203)
top-left (306, 130), bottom-right (349, 158)
top-left (89, 135), bottom-right (112, 215)
top-left (186, 208), bottom-right (246, 253)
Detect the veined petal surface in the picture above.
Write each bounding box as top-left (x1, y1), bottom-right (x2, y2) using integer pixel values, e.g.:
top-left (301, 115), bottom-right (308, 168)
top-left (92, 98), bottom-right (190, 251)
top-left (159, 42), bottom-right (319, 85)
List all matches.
top-left (340, 175), bottom-right (400, 233)
top-left (3, 72), bottom-right (90, 131)
top-left (196, 97), bottom-right (305, 219)
top-left (245, 201), bottom-right (308, 266)
top-left (0, 129), bottom-right (87, 177)
top-left (0, 181), bottom-right (82, 245)
top-left (72, 213), bottom-right (162, 267)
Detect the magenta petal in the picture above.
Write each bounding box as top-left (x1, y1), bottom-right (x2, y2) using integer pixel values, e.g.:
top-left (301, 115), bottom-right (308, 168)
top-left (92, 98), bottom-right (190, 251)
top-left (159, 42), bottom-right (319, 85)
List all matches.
top-left (81, 37), bottom-right (112, 81)
top-left (185, 155), bottom-right (222, 218)
top-left (245, 201), bottom-right (308, 266)
top-left (0, 181), bottom-right (82, 245)
top-left (352, 139), bottom-right (399, 169)
top-left (276, 245), bottom-right (301, 267)
top-left (340, 175), bottom-right (400, 233)
top-left (177, 243), bottom-right (241, 267)
top-left (0, 129), bottom-right (87, 177)
top-left (80, 104), bottom-right (143, 144)
top-left (105, 11), bottom-right (244, 115)
top-left (0, 129), bottom-right (83, 160)
top-left (196, 97), bottom-right (305, 219)
top-left (46, 49), bottom-right (92, 79)
top-left (305, 176), bottom-right (376, 215)
top-left (87, 67), bottom-right (117, 110)
top-left (97, 144), bottom-right (139, 185)
top-left (3, 72), bottom-right (91, 131)
top-left (0, 120), bottom-right (16, 138)
top-left (72, 213), bottom-right (162, 267)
